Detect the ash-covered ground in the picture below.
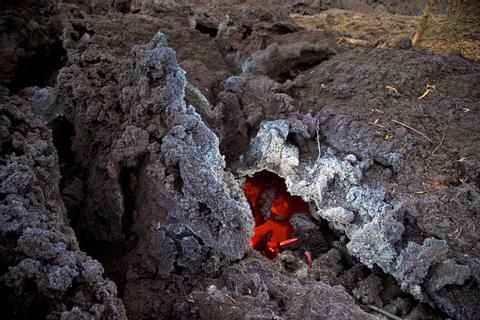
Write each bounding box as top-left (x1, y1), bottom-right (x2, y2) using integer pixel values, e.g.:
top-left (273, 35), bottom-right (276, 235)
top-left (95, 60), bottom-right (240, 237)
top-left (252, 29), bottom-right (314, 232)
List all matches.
top-left (1, 1), bottom-right (479, 319)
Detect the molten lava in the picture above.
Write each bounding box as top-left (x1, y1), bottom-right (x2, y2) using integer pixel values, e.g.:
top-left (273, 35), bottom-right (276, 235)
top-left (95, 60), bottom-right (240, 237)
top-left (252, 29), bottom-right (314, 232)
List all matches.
top-left (243, 171), bottom-right (310, 259)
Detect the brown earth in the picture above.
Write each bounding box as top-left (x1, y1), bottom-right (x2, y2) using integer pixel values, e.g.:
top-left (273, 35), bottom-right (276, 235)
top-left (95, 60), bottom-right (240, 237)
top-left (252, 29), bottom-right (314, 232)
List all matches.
top-left (292, 8), bottom-right (480, 61)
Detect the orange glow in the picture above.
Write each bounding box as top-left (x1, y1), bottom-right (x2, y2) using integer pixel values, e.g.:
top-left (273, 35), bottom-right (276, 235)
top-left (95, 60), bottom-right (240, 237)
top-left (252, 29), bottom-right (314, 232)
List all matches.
top-left (243, 171), bottom-right (310, 259)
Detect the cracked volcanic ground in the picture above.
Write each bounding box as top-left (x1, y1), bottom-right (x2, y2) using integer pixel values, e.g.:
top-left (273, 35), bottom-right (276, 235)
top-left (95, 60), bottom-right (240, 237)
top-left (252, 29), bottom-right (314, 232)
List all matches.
top-left (1, 1), bottom-right (479, 320)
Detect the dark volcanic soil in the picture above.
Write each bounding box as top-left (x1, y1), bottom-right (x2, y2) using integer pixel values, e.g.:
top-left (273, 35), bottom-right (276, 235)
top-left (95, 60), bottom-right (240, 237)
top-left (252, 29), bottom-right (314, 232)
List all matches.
top-left (1, 1), bottom-right (479, 320)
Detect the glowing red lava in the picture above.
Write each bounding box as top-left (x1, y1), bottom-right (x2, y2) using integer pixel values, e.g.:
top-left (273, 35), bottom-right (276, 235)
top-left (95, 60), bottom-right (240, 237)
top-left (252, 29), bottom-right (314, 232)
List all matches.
top-left (243, 171), bottom-right (310, 259)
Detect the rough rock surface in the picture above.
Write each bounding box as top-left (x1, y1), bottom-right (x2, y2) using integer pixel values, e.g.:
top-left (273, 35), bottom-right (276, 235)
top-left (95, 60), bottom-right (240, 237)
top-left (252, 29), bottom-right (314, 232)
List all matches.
top-left (233, 38), bottom-right (480, 320)
top-left (0, 0), bottom-right (65, 92)
top-left (0, 88), bottom-right (126, 319)
top-left (193, 257), bottom-right (375, 320)
top-left (2, 0), bottom-right (480, 320)
top-left (55, 26), bottom-right (255, 317)
top-left (52, 22), bottom-right (385, 317)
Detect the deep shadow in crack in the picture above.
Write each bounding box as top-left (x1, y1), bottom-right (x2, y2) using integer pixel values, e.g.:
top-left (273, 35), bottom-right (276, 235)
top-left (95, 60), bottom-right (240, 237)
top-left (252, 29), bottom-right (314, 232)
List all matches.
top-left (0, 278), bottom-right (49, 320)
top-left (275, 52), bottom-right (330, 83)
top-left (71, 22), bottom-right (95, 42)
top-left (11, 38), bottom-right (67, 94)
top-left (120, 166), bottom-right (137, 241)
top-left (195, 23), bottom-right (218, 38)
top-left (49, 115), bottom-right (76, 189)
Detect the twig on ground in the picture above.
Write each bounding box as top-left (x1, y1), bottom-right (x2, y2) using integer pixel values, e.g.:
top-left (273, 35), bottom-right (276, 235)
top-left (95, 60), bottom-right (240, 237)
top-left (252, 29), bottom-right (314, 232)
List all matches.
top-left (364, 304), bottom-right (404, 320)
top-left (368, 118), bottom-right (385, 128)
top-left (386, 85), bottom-right (399, 94)
top-left (224, 293), bottom-right (236, 303)
top-left (431, 133), bottom-right (445, 155)
top-left (270, 310), bottom-right (285, 320)
top-left (316, 118), bottom-right (322, 161)
top-left (389, 182), bottom-right (399, 198)
top-left (392, 120), bottom-right (435, 145)
top-left (418, 83), bottom-right (436, 99)
top-left (455, 227), bottom-right (464, 239)
top-left (453, 156), bottom-right (470, 163)
top-left (183, 290), bottom-right (195, 303)
top-left (450, 227), bottom-right (463, 239)
top-left (469, 222), bottom-right (475, 232)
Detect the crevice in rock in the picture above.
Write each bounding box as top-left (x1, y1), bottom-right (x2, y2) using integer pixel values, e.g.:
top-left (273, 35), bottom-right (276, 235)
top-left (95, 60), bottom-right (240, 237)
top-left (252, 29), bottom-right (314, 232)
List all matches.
top-left (0, 279), bottom-right (49, 320)
top-left (71, 22), bottom-right (95, 42)
top-left (0, 139), bottom-right (24, 158)
top-left (401, 212), bottom-right (427, 246)
top-left (276, 52), bottom-right (330, 83)
top-left (241, 25), bottom-right (253, 40)
top-left (269, 23), bottom-right (299, 35)
top-left (195, 23), bottom-right (218, 37)
top-left (49, 116), bottom-right (86, 230)
top-left (172, 164), bottom-right (185, 193)
top-left (11, 38), bottom-right (67, 93)
top-left (286, 131), bottom-right (320, 163)
top-left (286, 131), bottom-right (298, 147)
top-left (84, 238), bottom-right (129, 296)
top-left (112, 0), bottom-right (132, 14)
top-left (49, 115), bottom-right (76, 189)
top-left (75, 164), bottom-right (142, 297)
top-left (120, 166), bottom-right (137, 243)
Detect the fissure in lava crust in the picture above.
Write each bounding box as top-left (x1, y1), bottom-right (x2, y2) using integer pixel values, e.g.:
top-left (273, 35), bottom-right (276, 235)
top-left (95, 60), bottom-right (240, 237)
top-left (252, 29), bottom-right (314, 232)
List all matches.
top-left (243, 171), bottom-right (310, 259)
